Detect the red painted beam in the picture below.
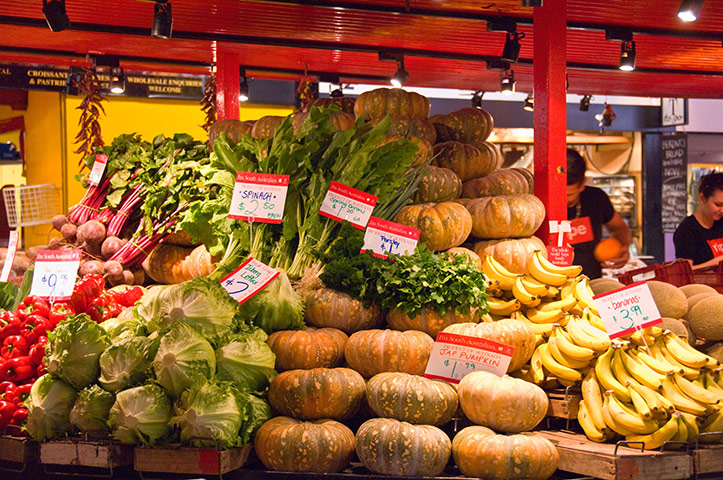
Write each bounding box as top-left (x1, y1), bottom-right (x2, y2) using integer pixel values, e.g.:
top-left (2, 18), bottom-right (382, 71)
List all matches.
top-left (533, 0), bottom-right (568, 245)
top-left (216, 46), bottom-right (240, 120)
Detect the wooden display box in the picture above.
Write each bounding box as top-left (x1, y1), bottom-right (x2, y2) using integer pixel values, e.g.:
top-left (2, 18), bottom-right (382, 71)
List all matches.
top-left (538, 430), bottom-right (692, 480)
top-left (547, 390), bottom-right (581, 420)
top-left (691, 443), bottom-right (723, 476)
top-left (39, 437), bottom-right (133, 469)
top-left (0, 434), bottom-right (39, 466)
top-left (134, 443), bottom-right (252, 476)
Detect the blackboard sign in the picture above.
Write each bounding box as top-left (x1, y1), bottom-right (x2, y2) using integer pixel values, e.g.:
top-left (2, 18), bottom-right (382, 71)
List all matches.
top-left (661, 133), bottom-right (688, 232)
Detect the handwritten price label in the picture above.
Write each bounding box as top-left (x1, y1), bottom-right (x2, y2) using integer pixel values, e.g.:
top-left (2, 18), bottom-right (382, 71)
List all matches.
top-left (220, 257), bottom-right (280, 304)
top-left (424, 332), bottom-right (515, 383)
top-left (319, 181), bottom-right (377, 230)
top-left (0, 231), bottom-right (19, 282)
top-left (229, 172), bottom-right (289, 224)
top-left (87, 154), bottom-right (108, 186)
top-left (30, 249), bottom-right (81, 300)
top-left (362, 217), bottom-right (420, 259)
top-left (593, 281), bottom-right (662, 339)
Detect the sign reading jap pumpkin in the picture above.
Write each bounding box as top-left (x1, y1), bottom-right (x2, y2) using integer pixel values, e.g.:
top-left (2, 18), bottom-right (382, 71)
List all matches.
top-left (424, 332), bottom-right (514, 383)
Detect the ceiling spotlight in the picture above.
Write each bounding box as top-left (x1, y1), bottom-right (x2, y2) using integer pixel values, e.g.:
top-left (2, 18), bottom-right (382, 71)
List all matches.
top-left (152, 1), bottom-right (173, 39)
top-left (42, 0), bottom-right (70, 32)
top-left (521, 0), bottom-right (542, 6)
top-left (500, 70), bottom-right (515, 96)
top-left (523, 94), bottom-right (534, 112)
top-left (678, 0), bottom-right (703, 22)
top-left (109, 66), bottom-right (126, 94)
top-left (239, 72), bottom-right (249, 102)
top-left (579, 95), bottom-right (592, 111)
top-left (472, 91), bottom-right (485, 109)
top-left (619, 40), bottom-right (636, 71)
top-left (501, 32), bottom-right (525, 63)
top-left (391, 59), bottom-right (409, 88)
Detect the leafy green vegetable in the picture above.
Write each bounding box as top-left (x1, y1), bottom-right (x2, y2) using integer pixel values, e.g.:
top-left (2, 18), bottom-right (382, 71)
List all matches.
top-left (108, 383), bottom-right (172, 445)
top-left (236, 270), bottom-right (305, 333)
top-left (100, 315), bottom-right (147, 341)
top-left (69, 385), bottom-right (115, 433)
top-left (10, 268), bottom-right (33, 311)
top-left (215, 328), bottom-right (276, 393)
top-left (241, 393), bottom-right (273, 445)
top-left (26, 374), bottom-right (77, 441)
top-left (0, 281), bottom-right (18, 311)
top-left (99, 336), bottom-right (158, 393)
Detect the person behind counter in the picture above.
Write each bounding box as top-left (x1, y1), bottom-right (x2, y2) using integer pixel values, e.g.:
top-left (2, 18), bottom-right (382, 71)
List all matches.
top-left (566, 149), bottom-right (632, 279)
top-left (673, 171), bottom-right (723, 269)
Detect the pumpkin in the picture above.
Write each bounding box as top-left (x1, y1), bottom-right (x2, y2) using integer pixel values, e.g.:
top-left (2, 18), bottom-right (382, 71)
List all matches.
top-left (254, 416), bottom-right (356, 473)
top-left (355, 418), bottom-right (451, 477)
top-left (304, 288), bottom-right (384, 334)
top-left (292, 110), bottom-right (355, 135)
top-left (386, 305), bottom-right (480, 338)
top-left (251, 115), bottom-right (286, 139)
top-left (457, 371), bottom-right (548, 432)
top-left (268, 367), bottom-right (365, 420)
top-left (379, 135), bottom-right (433, 168)
top-left (433, 141), bottom-right (500, 181)
top-left (366, 372), bottom-right (458, 426)
top-left (354, 88), bottom-right (430, 120)
top-left (453, 426), bottom-right (559, 480)
top-left (345, 329), bottom-right (434, 378)
top-left (443, 247), bottom-right (482, 270)
top-left (442, 319), bottom-right (536, 372)
top-left (393, 202), bottom-right (472, 251)
top-left (511, 167), bottom-right (535, 192)
top-left (308, 96), bottom-right (356, 114)
top-left (208, 119), bottom-right (254, 146)
top-left (267, 327), bottom-right (348, 371)
top-left (369, 115), bottom-right (437, 144)
top-left (465, 194), bottom-right (546, 239)
top-left (461, 168), bottom-right (531, 198)
top-left (471, 236), bottom-right (546, 274)
top-left (429, 107), bottom-right (494, 143)
top-left (142, 244), bottom-right (217, 284)
top-left (414, 166), bottom-right (462, 203)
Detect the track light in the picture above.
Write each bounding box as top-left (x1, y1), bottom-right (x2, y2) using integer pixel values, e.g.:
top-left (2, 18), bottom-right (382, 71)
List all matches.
top-left (678, 0), bottom-right (703, 22)
top-left (500, 70), bottom-right (515, 96)
top-left (391, 59), bottom-right (409, 88)
top-left (152, 1), bottom-right (173, 39)
top-left (472, 91), bottom-right (485, 109)
top-left (523, 94), bottom-right (534, 112)
top-left (579, 95), bottom-right (592, 111)
top-left (42, 0), bottom-right (70, 32)
top-left (501, 32), bottom-right (525, 64)
top-left (330, 87), bottom-right (344, 98)
top-left (521, 0), bottom-right (542, 6)
top-left (619, 40), bottom-right (636, 71)
top-left (239, 73), bottom-right (249, 103)
top-left (109, 66), bottom-right (126, 94)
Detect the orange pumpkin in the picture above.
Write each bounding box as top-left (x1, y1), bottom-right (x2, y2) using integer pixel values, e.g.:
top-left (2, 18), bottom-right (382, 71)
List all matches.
top-left (304, 288), bottom-right (384, 334)
top-left (443, 247), bottom-right (482, 270)
top-left (430, 107), bottom-right (494, 143)
top-left (345, 329), bottom-right (434, 378)
top-left (208, 119), bottom-right (254, 146)
top-left (386, 305), bottom-right (480, 338)
top-left (471, 236), bottom-right (546, 274)
top-left (461, 168), bottom-right (531, 198)
top-left (251, 115), bottom-right (286, 139)
top-left (369, 115), bottom-right (437, 144)
top-left (354, 88), bottom-right (430, 120)
top-left (414, 166), bottom-right (462, 203)
top-left (379, 135), bottom-right (433, 168)
top-left (393, 201), bottom-right (472, 251)
top-left (308, 96), bottom-right (356, 114)
top-left (464, 194), bottom-right (546, 239)
top-left (433, 141), bottom-right (500, 181)
top-left (267, 327), bottom-right (348, 371)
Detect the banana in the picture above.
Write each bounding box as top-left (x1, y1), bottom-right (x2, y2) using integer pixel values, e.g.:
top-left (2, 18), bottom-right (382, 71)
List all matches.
top-left (625, 413), bottom-right (680, 450)
top-left (487, 297), bottom-right (523, 316)
top-left (525, 307), bottom-right (565, 324)
top-left (678, 411), bottom-right (700, 440)
top-left (555, 326), bottom-right (597, 362)
top-left (548, 333), bottom-right (592, 369)
top-left (533, 249), bottom-right (583, 277)
top-left (546, 286), bottom-right (560, 298)
top-left (529, 345), bottom-right (546, 385)
top-left (578, 399), bottom-right (613, 442)
top-left (671, 412), bottom-right (690, 444)
top-left (539, 296), bottom-right (578, 313)
top-left (512, 275), bottom-right (541, 306)
top-left (604, 390), bottom-right (659, 434)
top-left (481, 255), bottom-right (516, 290)
top-left (619, 347), bottom-right (664, 390)
top-left (581, 369), bottom-right (608, 432)
top-left (595, 348), bottom-right (633, 402)
top-left (653, 338), bottom-right (700, 379)
top-left (611, 347), bottom-right (641, 388)
top-left (662, 332), bottom-right (713, 369)
top-left (716, 368), bottom-right (723, 389)
top-left (573, 276), bottom-right (600, 315)
top-left (511, 312), bottom-right (557, 336)
top-left (628, 330), bottom-right (657, 348)
top-left (627, 382), bottom-right (653, 419)
top-left (701, 370), bottom-right (723, 397)
top-left (701, 407), bottom-right (723, 443)
top-left (519, 274), bottom-right (552, 297)
top-left (539, 343), bottom-right (583, 383)
top-left (627, 380), bottom-right (673, 417)
top-left (602, 393), bottom-right (637, 436)
top-left (630, 347), bottom-right (680, 375)
top-left (586, 310), bottom-right (607, 331)
top-left (560, 278), bottom-right (576, 298)
top-left (660, 372), bottom-right (710, 416)
top-left (528, 250), bottom-right (570, 286)
top-left (674, 372), bottom-right (720, 405)
top-left (567, 316), bottom-right (611, 353)
top-left (480, 313), bottom-right (495, 323)
top-left (534, 334), bottom-right (546, 348)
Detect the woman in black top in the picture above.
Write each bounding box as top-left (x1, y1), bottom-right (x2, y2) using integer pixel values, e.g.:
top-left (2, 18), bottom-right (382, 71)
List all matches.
top-left (674, 172), bottom-right (723, 269)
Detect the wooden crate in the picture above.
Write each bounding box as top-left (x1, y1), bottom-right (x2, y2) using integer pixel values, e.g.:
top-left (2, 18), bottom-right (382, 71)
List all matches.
top-left (538, 430), bottom-right (692, 480)
top-left (0, 435), bottom-right (39, 465)
top-left (40, 438), bottom-right (133, 469)
top-left (547, 390), bottom-right (582, 420)
top-left (134, 443), bottom-right (252, 476)
top-left (691, 443), bottom-right (723, 476)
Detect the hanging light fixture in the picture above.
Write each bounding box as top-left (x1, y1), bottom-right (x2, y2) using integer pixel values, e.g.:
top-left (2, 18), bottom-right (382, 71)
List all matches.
top-left (619, 40), bottom-right (636, 71)
top-left (42, 0), bottom-right (70, 32)
top-left (521, 0), bottom-right (542, 6)
top-left (152, 1), bottom-right (173, 39)
top-left (523, 93), bottom-right (534, 112)
top-left (579, 95), bottom-right (592, 111)
top-left (500, 70), bottom-right (515, 95)
top-left (391, 58), bottom-right (409, 88)
top-left (109, 66), bottom-right (126, 94)
top-left (330, 84), bottom-right (344, 97)
top-left (678, 0), bottom-right (703, 22)
top-left (501, 32), bottom-right (526, 64)
top-left (239, 70), bottom-right (249, 102)
top-left (471, 91), bottom-right (485, 109)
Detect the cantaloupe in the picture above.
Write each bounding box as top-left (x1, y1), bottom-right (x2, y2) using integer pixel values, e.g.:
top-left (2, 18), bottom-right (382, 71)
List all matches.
top-left (679, 319), bottom-right (698, 346)
top-left (646, 280), bottom-right (687, 319)
top-left (659, 317), bottom-right (689, 340)
top-left (706, 342), bottom-right (723, 363)
top-left (688, 295), bottom-right (723, 341)
top-left (589, 278), bottom-right (624, 296)
top-left (679, 283), bottom-right (718, 298)
top-left (683, 292), bottom-right (718, 320)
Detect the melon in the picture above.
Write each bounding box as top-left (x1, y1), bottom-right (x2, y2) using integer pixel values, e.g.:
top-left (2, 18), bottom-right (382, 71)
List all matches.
top-left (684, 292), bottom-right (718, 320)
top-left (646, 280), bottom-right (687, 319)
top-left (688, 295), bottom-right (723, 341)
top-left (706, 342), bottom-right (723, 363)
top-left (589, 278), bottom-right (625, 296)
top-left (659, 317), bottom-right (689, 340)
top-left (679, 283), bottom-right (718, 298)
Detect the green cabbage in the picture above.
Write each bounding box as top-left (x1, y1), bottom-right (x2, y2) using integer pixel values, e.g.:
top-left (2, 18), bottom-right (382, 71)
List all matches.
top-left (237, 270), bottom-right (305, 333)
top-left (108, 383), bottom-right (172, 445)
top-left (26, 374), bottom-right (77, 441)
top-left (69, 385), bottom-right (115, 433)
top-left (152, 322), bottom-right (216, 398)
top-left (241, 393), bottom-right (273, 445)
top-left (99, 336), bottom-right (158, 393)
top-left (45, 314), bottom-right (111, 389)
top-left (215, 328), bottom-right (276, 393)
top-left (99, 316), bottom-right (147, 340)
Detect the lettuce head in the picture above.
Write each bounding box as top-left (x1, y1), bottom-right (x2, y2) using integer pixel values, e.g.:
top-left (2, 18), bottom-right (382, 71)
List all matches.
top-left (26, 374), bottom-right (77, 441)
top-left (99, 336), bottom-right (159, 393)
top-left (108, 383), bottom-right (172, 445)
top-left (215, 328), bottom-right (276, 393)
top-left (236, 270), bottom-right (304, 333)
top-left (100, 316), bottom-right (147, 341)
top-left (69, 384), bottom-right (115, 433)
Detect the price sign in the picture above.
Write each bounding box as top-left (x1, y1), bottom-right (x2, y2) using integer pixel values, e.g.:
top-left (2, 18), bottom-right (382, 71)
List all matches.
top-left (87, 154), bottom-right (109, 186)
top-left (0, 231), bottom-right (19, 282)
top-left (30, 249), bottom-right (81, 300)
top-left (220, 257), bottom-right (279, 304)
top-left (362, 217), bottom-right (420, 259)
top-left (319, 181), bottom-right (377, 230)
top-left (546, 245), bottom-right (574, 266)
top-left (593, 281), bottom-right (662, 339)
top-left (229, 172), bottom-right (289, 224)
top-left (424, 332), bottom-right (515, 383)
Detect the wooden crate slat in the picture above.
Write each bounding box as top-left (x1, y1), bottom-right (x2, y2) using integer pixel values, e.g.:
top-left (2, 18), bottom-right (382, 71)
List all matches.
top-left (0, 435), bottom-right (38, 464)
top-left (39, 439), bottom-right (133, 468)
top-left (547, 391), bottom-right (581, 419)
top-left (134, 443), bottom-right (252, 475)
top-left (692, 444), bottom-right (723, 475)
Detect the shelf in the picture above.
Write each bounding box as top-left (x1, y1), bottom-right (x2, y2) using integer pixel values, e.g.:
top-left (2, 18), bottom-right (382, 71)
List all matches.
top-left (490, 134), bottom-right (633, 145)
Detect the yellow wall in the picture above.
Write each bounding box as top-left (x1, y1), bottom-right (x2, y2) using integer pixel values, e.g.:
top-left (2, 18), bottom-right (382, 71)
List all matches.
top-left (0, 104), bottom-right (25, 188)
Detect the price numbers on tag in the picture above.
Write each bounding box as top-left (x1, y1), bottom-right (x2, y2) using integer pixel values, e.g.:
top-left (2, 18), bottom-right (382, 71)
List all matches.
top-left (362, 217), bottom-right (420, 259)
top-left (424, 332), bottom-right (515, 383)
top-left (31, 250), bottom-right (81, 300)
top-left (220, 257), bottom-right (279, 304)
top-left (229, 172), bottom-right (289, 224)
top-left (319, 181), bottom-right (377, 230)
top-left (593, 281), bottom-right (662, 339)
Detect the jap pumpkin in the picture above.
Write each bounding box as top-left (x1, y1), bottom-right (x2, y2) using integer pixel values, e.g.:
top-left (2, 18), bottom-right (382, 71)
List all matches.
top-left (461, 168), bottom-right (531, 198)
top-left (414, 166), bottom-right (462, 203)
top-left (457, 371), bottom-right (549, 433)
top-left (366, 372), bottom-right (458, 426)
top-left (267, 327), bottom-right (348, 371)
top-left (511, 167), bottom-right (535, 193)
top-left (251, 115), bottom-right (286, 139)
top-left (308, 96), bottom-right (356, 114)
top-left (429, 107), bottom-right (494, 143)
top-left (292, 110), bottom-right (355, 135)
top-left (393, 201), bottom-right (472, 251)
top-left (345, 329), bottom-right (434, 378)
top-left (142, 244), bottom-right (218, 284)
top-left (208, 119), bottom-right (254, 146)
top-left (386, 305), bottom-right (480, 338)
top-left (354, 88), bottom-right (431, 120)
top-left (433, 141), bottom-right (500, 181)
top-left (267, 367), bottom-right (365, 420)
top-left (369, 115), bottom-right (437, 144)
top-left (304, 287), bottom-right (384, 334)
top-left (471, 236), bottom-right (546, 274)
top-left (452, 426), bottom-right (559, 480)
top-left (464, 194), bottom-right (546, 239)
top-left (442, 319), bottom-right (536, 372)
top-left (355, 418), bottom-right (452, 477)
top-left (254, 416), bottom-right (356, 473)
top-left (443, 247), bottom-right (482, 270)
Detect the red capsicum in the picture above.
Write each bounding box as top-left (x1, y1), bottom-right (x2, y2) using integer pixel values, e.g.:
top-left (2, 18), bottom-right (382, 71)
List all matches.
top-left (28, 335), bottom-right (48, 366)
top-left (87, 294), bottom-right (122, 323)
top-left (21, 315), bottom-right (53, 344)
top-left (1, 335), bottom-right (28, 359)
top-left (17, 295), bottom-right (50, 321)
top-left (0, 356), bottom-right (33, 383)
top-left (10, 407), bottom-right (27, 425)
top-left (0, 381), bottom-right (15, 401)
top-left (0, 400), bottom-right (15, 429)
top-left (12, 384), bottom-right (31, 408)
top-left (68, 285), bottom-right (87, 314)
top-left (112, 286), bottom-right (145, 308)
top-left (77, 274), bottom-right (105, 302)
top-left (0, 311), bottom-right (22, 340)
top-left (49, 302), bottom-right (75, 327)
top-left (36, 363), bottom-right (47, 377)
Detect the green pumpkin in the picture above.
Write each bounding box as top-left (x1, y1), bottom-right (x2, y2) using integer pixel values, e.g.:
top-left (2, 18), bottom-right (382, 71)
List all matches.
top-left (251, 115), bottom-right (286, 139)
top-left (354, 88), bottom-right (430, 120)
top-left (369, 115), bottom-right (437, 144)
top-left (430, 107), bottom-right (494, 143)
top-left (433, 141), bottom-right (500, 182)
top-left (308, 96), bottom-right (356, 114)
top-left (462, 168), bottom-right (531, 198)
top-left (393, 201), bottom-right (472, 251)
top-left (464, 194), bottom-right (546, 239)
top-left (304, 287), bottom-right (384, 334)
top-left (267, 327), bottom-right (348, 371)
top-left (414, 166), bottom-right (462, 203)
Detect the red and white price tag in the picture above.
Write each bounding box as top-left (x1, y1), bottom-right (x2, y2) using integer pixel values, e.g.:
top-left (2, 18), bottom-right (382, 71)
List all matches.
top-left (30, 249), bottom-right (81, 300)
top-left (220, 257), bottom-right (280, 304)
top-left (424, 332), bottom-right (515, 383)
top-left (593, 280), bottom-right (662, 339)
top-left (319, 181), bottom-right (377, 230)
top-left (362, 217), bottom-right (420, 259)
top-left (0, 231), bottom-right (19, 282)
top-left (87, 154), bottom-right (109, 186)
top-left (229, 172), bottom-right (289, 224)
top-left (546, 245), bottom-right (574, 266)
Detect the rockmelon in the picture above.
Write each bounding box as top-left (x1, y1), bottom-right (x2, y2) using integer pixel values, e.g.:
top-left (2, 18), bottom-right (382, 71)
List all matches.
top-left (688, 295), bottom-right (723, 341)
top-left (646, 280), bottom-right (688, 319)
top-left (684, 292), bottom-right (718, 320)
top-left (589, 278), bottom-right (625, 296)
top-left (659, 317), bottom-right (689, 340)
top-left (679, 283), bottom-right (718, 298)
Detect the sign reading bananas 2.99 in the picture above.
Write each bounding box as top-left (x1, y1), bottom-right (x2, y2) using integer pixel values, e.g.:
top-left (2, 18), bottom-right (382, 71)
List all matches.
top-left (593, 281), bottom-right (662, 339)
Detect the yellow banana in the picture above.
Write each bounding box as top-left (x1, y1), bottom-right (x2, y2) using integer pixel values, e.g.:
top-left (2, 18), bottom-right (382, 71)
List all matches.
top-left (512, 275), bottom-right (541, 306)
top-left (581, 369), bottom-right (607, 432)
top-left (479, 313), bottom-right (495, 323)
top-left (660, 372), bottom-right (710, 416)
top-left (701, 370), bottom-right (723, 397)
top-left (611, 347), bottom-right (641, 388)
top-left (546, 286), bottom-right (560, 298)
top-left (630, 347), bottom-right (680, 375)
top-left (625, 413), bottom-right (680, 450)
top-left (701, 406), bottom-right (723, 443)
top-left (670, 413), bottom-right (690, 444)
top-left (567, 316), bottom-right (611, 353)
top-left (539, 343), bottom-right (583, 383)
top-left (653, 338), bottom-right (700, 379)
top-left (716, 368), bottom-right (723, 389)
top-left (548, 333), bottom-right (592, 369)
top-left (481, 255), bottom-right (516, 290)
top-left (627, 381), bottom-right (653, 419)
top-left (595, 348), bottom-right (633, 402)
top-left (560, 278), bottom-right (576, 299)
top-left (555, 326), bottom-right (597, 362)
top-left (602, 393), bottom-right (637, 436)
top-left (674, 372), bottom-right (720, 405)
top-left (533, 249), bottom-right (583, 277)
top-left (604, 390), bottom-right (659, 434)
top-left (628, 330), bottom-right (657, 348)
top-left (618, 347), bottom-right (664, 390)
top-left (534, 333), bottom-right (546, 348)
top-left (511, 312), bottom-right (556, 336)
top-left (573, 276), bottom-right (600, 315)
top-left (528, 250), bottom-right (570, 286)
top-left (662, 332), bottom-right (714, 369)
top-left (586, 310), bottom-right (607, 331)
top-left (627, 380), bottom-right (671, 417)
top-left (678, 411), bottom-right (700, 440)
top-left (525, 307), bottom-right (565, 324)
top-left (578, 399), bottom-right (613, 442)
top-left (529, 345), bottom-right (546, 385)
top-left (519, 274), bottom-right (551, 297)
top-left (487, 297), bottom-right (522, 316)
top-left (539, 296), bottom-right (578, 313)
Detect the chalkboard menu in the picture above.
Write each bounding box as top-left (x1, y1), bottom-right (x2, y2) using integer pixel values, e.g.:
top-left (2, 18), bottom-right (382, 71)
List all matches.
top-left (661, 133), bottom-right (688, 232)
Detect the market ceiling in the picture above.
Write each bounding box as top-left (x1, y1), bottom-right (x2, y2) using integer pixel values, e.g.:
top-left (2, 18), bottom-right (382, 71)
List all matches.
top-left (1, 0), bottom-right (722, 98)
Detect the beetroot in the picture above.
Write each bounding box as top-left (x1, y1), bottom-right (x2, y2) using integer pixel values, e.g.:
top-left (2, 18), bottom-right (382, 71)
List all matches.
top-left (60, 223), bottom-right (77, 242)
top-left (77, 220), bottom-right (106, 246)
top-left (52, 214), bottom-right (69, 232)
top-left (79, 260), bottom-right (104, 276)
top-left (101, 236), bottom-right (124, 260)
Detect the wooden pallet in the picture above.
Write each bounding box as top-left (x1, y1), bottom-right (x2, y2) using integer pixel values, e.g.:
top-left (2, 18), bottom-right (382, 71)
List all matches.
top-left (691, 443), bottom-right (723, 476)
top-left (538, 430), bottom-right (693, 480)
top-left (0, 434), bottom-right (39, 465)
top-left (40, 437), bottom-right (134, 469)
top-left (134, 443), bottom-right (252, 476)
top-left (547, 390), bottom-right (582, 420)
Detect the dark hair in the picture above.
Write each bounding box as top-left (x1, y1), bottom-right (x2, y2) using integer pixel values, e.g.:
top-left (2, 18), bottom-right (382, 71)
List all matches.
top-left (698, 172), bottom-right (723, 199)
top-left (566, 148), bottom-right (586, 185)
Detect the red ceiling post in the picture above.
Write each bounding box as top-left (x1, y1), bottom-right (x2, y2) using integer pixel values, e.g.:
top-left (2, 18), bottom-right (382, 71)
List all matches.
top-left (533, 0), bottom-right (567, 245)
top-left (216, 46), bottom-right (240, 120)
